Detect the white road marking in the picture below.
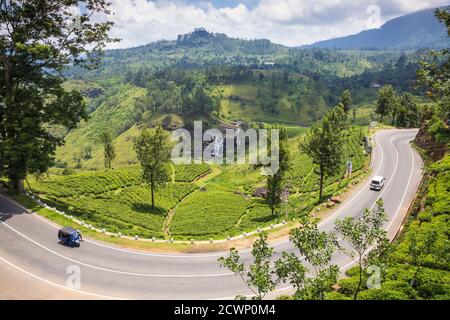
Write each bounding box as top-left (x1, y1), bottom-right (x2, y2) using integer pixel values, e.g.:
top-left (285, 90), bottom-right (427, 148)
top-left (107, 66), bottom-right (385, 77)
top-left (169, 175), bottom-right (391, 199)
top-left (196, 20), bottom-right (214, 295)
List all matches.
top-left (0, 221), bottom-right (234, 278)
top-left (271, 130), bottom-right (386, 247)
top-left (215, 131), bottom-right (421, 299)
top-left (387, 139), bottom-right (419, 234)
top-left (0, 130), bottom-right (422, 299)
top-left (0, 193), bottom-right (231, 259)
top-left (0, 130), bottom-right (390, 258)
top-left (0, 255), bottom-right (125, 300)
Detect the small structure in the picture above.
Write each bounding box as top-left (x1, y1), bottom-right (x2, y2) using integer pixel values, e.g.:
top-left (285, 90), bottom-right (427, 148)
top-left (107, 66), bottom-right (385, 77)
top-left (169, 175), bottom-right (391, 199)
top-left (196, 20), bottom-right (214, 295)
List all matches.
top-left (370, 83), bottom-right (382, 88)
top-left (252, 187), bottom-right (268, 198)
top-left (330, 196), bottom-right (342, 204)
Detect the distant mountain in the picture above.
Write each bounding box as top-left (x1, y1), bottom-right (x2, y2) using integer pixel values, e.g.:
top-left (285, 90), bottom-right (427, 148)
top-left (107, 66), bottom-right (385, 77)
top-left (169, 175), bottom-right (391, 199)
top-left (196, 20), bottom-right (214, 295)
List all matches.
top-left (175, 27), bottom-right (281, 53)
top-left (305, 7), bottom-right (450, 50)
top-left (67, 28), bottom-right (289, 79)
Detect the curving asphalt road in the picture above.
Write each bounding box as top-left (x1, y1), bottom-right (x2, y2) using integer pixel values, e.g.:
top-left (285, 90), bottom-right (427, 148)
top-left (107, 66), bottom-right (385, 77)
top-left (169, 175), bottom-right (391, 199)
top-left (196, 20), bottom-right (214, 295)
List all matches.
top-left (0, 129), bottom-right (423, 300)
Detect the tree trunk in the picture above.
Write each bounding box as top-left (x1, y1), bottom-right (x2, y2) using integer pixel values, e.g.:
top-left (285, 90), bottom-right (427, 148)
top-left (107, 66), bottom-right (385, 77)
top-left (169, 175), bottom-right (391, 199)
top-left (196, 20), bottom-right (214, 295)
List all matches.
top-left (354, 256), bottom-right (363, 300)
top-left (411, 265), bottom-right (422, 288)
top-left (391, 111), bottom-right (396, 126)
top-left (319, 168), bottom-right (324, 201)
top-left (150, 175), bottom-right (155, 209)
top-left (9, 177), bottom-right (24, 194)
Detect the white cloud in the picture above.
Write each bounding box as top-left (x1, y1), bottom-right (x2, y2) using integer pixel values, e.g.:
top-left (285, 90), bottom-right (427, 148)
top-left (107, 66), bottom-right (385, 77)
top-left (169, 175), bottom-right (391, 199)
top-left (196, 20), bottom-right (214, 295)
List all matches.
top-left (104, 0), bottom-right (450, 49)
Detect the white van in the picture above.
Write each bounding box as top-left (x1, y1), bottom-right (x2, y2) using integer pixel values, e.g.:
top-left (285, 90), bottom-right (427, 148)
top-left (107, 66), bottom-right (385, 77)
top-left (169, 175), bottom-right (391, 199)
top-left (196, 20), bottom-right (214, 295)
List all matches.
top-left (370, 176), bottom-right (385, 191)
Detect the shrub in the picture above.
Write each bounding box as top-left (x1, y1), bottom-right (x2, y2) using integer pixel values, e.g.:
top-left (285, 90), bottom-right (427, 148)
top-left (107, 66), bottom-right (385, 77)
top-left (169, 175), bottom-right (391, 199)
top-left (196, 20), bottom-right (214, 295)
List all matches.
top-left (358, 288), bottom-right (409, 300)
top-left (416, 283), bottom-right (448, 299)
top-left (324, 291), bottom-right (351, 300)
top-left (338, 277), bottom-right (361, 295)
top-left (170, 190), bottom-right (249, 238)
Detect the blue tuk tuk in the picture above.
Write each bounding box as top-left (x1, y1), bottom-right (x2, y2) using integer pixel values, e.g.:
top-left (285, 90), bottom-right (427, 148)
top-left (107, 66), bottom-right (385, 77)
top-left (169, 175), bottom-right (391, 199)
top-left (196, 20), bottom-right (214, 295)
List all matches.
top-left (58, 226), bottom-right (82, 247)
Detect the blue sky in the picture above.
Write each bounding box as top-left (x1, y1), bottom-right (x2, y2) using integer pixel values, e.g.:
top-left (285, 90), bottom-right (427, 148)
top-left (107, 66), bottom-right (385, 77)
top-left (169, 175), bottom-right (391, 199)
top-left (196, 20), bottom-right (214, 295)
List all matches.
top-left (105, 0), bottom-right (449, 49)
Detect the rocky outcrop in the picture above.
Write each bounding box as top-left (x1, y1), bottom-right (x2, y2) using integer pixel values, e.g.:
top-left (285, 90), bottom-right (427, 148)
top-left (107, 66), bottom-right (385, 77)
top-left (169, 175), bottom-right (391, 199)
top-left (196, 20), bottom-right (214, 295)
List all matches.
top-left (415, 123), bottom-right (448, 161)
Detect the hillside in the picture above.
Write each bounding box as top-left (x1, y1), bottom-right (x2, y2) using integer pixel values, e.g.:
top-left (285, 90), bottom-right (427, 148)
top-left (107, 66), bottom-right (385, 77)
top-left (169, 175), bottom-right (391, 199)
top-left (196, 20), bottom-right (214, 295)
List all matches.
top-left (57, 23), bottom-right (433, 170)
top-left (67, 27), bottom-right (417, 81)
top-left (33, 127), bottom-right (369, 240)
top-left (67, 28), bottom-right (290, 80)
top-left (306, 7), bottom-right (450, 50)
top-left (55, 75), bottom-right (331, 168)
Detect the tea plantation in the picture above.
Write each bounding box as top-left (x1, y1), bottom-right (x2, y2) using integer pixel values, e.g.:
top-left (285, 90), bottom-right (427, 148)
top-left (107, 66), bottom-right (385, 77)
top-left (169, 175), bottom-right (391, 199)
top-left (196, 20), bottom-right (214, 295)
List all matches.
top-left (169, 190), bottom-right (250, 238)
top-left (28, 126), bottom-right (368, 240)
top-left (330, 154), bottom-right (450, 300)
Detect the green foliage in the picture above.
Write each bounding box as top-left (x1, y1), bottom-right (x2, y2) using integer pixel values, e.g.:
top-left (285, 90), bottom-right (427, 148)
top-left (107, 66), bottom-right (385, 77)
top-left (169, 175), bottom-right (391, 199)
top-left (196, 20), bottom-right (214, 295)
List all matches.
top-left (289, 218), bottom-right (337, 274)
top-left (336, 154), bottom-right (450, 300)
top-left (223, 218), bottom-right (340, 300)
top-left (33, 179), bottom-right (196, 239)
top-left (335, 199), bottom-right (389, 300)
top-left (284, 218), bottom-right (339, 300)
top-left (175, 164), bottom-right (211, 182)
top-left (0, 0), bottom-right (116, 191)
top-left (301, 105), bottom-right (347, 199)
top-left (375, 85), bottom-right (396, 123)
top-left (30, 167), bottom-right (143, 198)
top-left (274, 252), bottom-right (308, 298)
top-left (27, 162), bottom-right (212, 238)
top-left (50, 183), bottom-right (196, 238)
top-left (340, 90), bottom-right (352, 113)
top-left (237, 203), bottom-right (276, 232)
top-left (29, 123), bottom-right (368, 240)
top-left (357, 288), bottom-right (410, 300)
top-left (287, 128), bottom-right (364, 192)
top-left (215, 80), bottom-right (328, 126)
top-left (338, 277), bottom-right (361, 295)
top-left (56, 85), bottom-right (148, 168)
top-left (99, 132), bottom-right (116, 170)
top-left (133, 126), bottom-right (172, 209)
top-left (170, 190), bottom-right (249, 238)
top-left (29, 164), bottom-right (209, 196)
top-left (266, 126), bottom-right (290, 215)
top-left (416, 8), bottom-right (450, 144)
top-left (375, 85), bottom-right (423, 127)
top-left (219, 231), bottom-right (275, 300)
top-left (396, 93), bottom-right (421, 127)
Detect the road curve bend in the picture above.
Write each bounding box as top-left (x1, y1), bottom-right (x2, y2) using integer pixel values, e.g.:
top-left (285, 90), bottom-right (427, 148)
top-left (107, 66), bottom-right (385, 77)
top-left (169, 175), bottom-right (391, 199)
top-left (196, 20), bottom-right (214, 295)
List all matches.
top-left (0, 129), bottom-right (423, 299)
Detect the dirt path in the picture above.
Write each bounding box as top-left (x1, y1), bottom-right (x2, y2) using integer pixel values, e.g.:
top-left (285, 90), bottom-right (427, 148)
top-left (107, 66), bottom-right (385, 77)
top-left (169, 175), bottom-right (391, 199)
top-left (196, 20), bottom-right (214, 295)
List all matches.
top-left (162, 189), bottom-right (199, 238)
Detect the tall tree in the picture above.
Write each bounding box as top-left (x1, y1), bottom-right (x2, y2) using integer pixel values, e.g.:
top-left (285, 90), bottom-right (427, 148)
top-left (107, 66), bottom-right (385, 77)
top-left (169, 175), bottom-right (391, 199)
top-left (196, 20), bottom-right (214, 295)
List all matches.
top-left (219, 231), bottom-right (276, 300)
top-left (417, 8), bottom-right (450, 143)
top-left (133, 126), bottom-right (171, 209)
top-left (389, 94), bottom-right (401, 126)
top-left (328, 103), bottom-right (349, 132)
top-left (301, 105), bottom-right (345, 200)
top-left (266, 172), bottom-right (284, 216)
top-left (340, 90), bottom-right (352, 113)
top-left (266, 126), bottom-right (290, 216)
top-left (334, 199), bottom-right (388, 300)
top-left (397, 93), bottom-right (419, 128)
top-left (99, 132), bottom-right (115, 170)
top-left (0, 0), bottom-right (117, 192)
top-left (375, 85), bottom-right (396, 123)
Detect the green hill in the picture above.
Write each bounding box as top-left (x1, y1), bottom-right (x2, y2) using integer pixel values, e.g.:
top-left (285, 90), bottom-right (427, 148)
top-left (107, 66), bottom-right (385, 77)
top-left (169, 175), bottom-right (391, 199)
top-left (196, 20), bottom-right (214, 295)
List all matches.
top-left (55, 84), bottom-right (146, 168)
top-left (56, 28), bottom-right (427, 170)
